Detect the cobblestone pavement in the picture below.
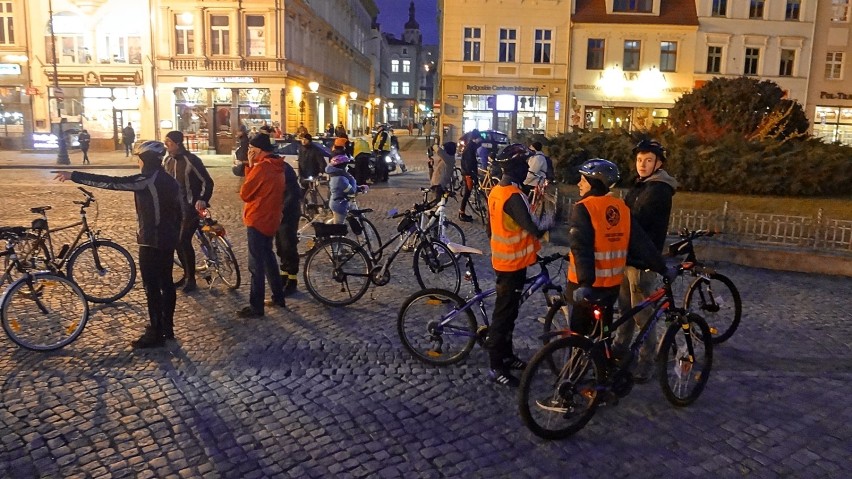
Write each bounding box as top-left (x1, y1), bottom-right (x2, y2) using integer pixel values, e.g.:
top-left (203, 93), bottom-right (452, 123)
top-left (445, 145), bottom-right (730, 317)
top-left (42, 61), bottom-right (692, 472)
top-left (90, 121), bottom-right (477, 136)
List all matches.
top-left (0, 143), bottom-right (851, 478)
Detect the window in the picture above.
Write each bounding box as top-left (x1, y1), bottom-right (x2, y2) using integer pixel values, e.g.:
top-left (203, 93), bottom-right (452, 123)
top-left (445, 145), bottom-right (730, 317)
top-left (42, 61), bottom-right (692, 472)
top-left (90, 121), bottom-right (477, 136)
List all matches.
top-left (613, 0), bottom-right (652, 13)
top-left (534, 29), bottom-right (552, 63)
top-left (463, 27), bottom-right (481, 61)
top-left (97, 34), bottom-right (142, 64)
top-left (210, 15), bottom-right (229, 55)
top-left (660, 41), bottom-right (677, 72)
top-left (623, 40), bottom-right (641, 71)
top-left (711, 0), bottom-right (727, 16)
top-left (175, 14), bottom-right (194, 55)
top-left (744, 47), bottom-right (760, 75)
top-left (402, 60), bottom-right (411, 72)
top-left (0, 1), bottom-right (13, 45)
top-left (707, 46), bottom-right (722, 73)
top-left (402, 82), bottom-right (410, 95)
top-left (826, 52), bottom-right (844, 79)
top-left (749, 1), bottom-right (765, 19)
top-left (785, 0), bottom-right (801, 20)
top-left (246, 15), bottom-right (265, 56)
top-left (391, 81), bottom-right (399, 95)
top-left (391, 59), bottom-right (399, 72)
top-left (499, 28), bottom-right (517, 63)
top-left (48, 13), bottom-right (90, 64)
top-left (587, 38), bottom-right (605, 70)
top-left (779, 49), bottom-right (795, 76)
top-left (833, 0), bottom-right (850, 22)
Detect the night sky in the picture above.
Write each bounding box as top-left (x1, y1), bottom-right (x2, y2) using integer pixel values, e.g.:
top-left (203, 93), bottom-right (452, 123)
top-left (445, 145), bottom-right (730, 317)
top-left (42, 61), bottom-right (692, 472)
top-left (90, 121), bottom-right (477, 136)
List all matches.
top-left (373, 0), bottom-right (439, 45)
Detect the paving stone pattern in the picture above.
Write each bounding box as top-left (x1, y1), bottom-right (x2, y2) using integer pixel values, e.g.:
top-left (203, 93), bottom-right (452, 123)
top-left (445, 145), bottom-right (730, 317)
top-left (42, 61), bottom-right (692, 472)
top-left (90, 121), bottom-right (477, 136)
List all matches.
top-left (0, 159), bottom-right (850, 478)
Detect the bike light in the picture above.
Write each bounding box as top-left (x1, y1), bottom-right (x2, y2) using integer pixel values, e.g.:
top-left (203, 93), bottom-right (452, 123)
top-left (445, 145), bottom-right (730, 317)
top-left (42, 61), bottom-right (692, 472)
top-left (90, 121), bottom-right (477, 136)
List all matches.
top-left (593, 307), bottom-right (603, 322)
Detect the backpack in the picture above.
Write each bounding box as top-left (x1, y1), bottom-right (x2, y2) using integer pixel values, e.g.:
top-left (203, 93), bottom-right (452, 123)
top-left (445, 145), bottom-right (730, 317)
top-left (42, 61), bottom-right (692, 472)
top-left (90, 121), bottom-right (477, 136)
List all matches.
top-left (543, 154), bottom-right (555, 181)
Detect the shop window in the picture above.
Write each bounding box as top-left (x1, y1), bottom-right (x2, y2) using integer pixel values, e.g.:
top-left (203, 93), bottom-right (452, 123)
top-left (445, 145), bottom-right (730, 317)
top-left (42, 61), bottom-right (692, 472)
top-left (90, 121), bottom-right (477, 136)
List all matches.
top-left (825, 52), bottom-right (844, 79)
top-left (0, 1), bottom-right (13, 45)
top-left (534, 29), bottom-right (552, 64)
top-left (246, 15), bottom-right (265, 56)
top-left (660, 41), bottom-right (677, 72)
top-left (744, 48), bottom-right (760, 75)
top-left (210, 15), bottom-right (230, 55)
top-left (707, 46), bottom-right (722, 73)
top-left (785, 0), bottom-right (801, 20)
top-left (463, 27), bottom-right (481, 62)
top-left (651, 108), bottom-right (669, 127)
top-left (623, 40), bottom-right (641, 71)
top-left (175, 13), bottom-right (194, 55)
top-left (832, 0), bottom-right (849, 22)
top-left (403, 60), bottom-right (411, 73)
top-left (587, 38), bottom-right (605, 70)
top-left (779, 49), bottom-right (795, 77)
top-left (711, 0), bottom-right (727, 16)
top-left (391, 59), bottom-right (399, 72)
top-left (613, 0), bottom-right (652, 13)
top-left (499, 28), bottom-right (516, 63)
top-left (814, 106), bottom-right (852, 146)
top-left (749, 0), bottom-right (765, 19)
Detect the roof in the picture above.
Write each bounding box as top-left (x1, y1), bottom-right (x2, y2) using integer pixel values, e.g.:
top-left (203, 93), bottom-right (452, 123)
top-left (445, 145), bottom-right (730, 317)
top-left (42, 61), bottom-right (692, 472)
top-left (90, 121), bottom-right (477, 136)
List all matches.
top-left (573, 0), bottom-right (699, 26)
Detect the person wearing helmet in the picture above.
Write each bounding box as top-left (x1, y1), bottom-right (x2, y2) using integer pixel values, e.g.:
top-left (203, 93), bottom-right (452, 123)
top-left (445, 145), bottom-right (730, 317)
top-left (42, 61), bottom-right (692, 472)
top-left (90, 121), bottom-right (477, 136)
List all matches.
top-left (567, 159), bottom-right (675, 372)
top-left (326, 147), bottom-right (366, 224)
top-left (485, 143), bottom-right (552, 387)
top-left (54, 141), bottom-right (182, 349)
top-left (612, 139), bottom-right (678, 382)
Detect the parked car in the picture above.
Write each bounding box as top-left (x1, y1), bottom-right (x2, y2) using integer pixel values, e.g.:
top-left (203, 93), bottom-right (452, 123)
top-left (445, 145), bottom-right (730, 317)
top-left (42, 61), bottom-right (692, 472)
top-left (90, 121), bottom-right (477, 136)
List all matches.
top-left (457, 129), bottom-right (510, 158)
top-left (232, 138), bottom-right (332, 177)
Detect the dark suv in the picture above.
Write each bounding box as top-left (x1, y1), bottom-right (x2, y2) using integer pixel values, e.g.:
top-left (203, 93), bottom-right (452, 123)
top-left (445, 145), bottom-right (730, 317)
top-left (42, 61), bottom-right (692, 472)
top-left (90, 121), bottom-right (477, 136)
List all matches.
top-left (457, 129), bottom-right (510, 157)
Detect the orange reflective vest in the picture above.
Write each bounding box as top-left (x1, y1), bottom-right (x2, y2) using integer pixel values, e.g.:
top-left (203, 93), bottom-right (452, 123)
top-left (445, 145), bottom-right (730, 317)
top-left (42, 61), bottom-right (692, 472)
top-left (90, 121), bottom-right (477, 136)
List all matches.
top-left (489, 184), bottom-right (540, 272)
top-left (568, 195), bottom-right (630, 288)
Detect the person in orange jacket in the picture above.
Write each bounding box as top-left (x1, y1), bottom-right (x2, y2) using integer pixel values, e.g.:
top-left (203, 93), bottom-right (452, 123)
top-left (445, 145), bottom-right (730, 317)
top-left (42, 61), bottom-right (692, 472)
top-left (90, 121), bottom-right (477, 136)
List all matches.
top-left (237, 133), bottom-right (287, 318)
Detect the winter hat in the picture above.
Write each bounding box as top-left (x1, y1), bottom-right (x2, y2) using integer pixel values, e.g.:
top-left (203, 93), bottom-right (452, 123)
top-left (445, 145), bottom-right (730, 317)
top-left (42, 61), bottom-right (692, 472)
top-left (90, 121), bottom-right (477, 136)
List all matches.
top-left (165, 130), bottom-right (184, 144)
top-left (249, 133), bottom-right (274, 152)
top-left (334, 137), bottom-right (349, 148)
top-left (442, 141), bottom-right (457, 156)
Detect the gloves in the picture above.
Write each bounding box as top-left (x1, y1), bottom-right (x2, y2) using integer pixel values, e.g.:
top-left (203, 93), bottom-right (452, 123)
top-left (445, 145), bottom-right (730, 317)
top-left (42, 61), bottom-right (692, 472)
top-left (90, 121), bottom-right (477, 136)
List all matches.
top-left (572, 286), bottom-right (594, 304)
top-left (663, 265), bottom-right (680, 283)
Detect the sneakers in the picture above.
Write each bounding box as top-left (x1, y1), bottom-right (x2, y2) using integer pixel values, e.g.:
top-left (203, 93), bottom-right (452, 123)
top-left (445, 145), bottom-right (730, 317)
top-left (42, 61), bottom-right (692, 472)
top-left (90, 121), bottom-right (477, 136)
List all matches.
top-left (503, 356), bottom-right (527, 371)
top-left (236, 306), bottom-right (264, 318)
top-left (488, 369), bottom-right (520, 388)
top-left (131, 328), bottom-right (165, 349)
top-left (458, 212), bottom-right (474, 223)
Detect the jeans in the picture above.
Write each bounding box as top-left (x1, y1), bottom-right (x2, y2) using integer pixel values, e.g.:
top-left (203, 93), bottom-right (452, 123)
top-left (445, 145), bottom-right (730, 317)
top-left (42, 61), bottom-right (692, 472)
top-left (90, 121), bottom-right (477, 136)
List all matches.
top-left (138, 246), bottom-right (176, 336)
top-left (485, 268), bottom-right (526, 370)
top-left (247, 226), bottom-right (285, 312)
top-left (613, 266), bottom-right (659, 374)
top-left (124, 142), bottom-right (132, 157)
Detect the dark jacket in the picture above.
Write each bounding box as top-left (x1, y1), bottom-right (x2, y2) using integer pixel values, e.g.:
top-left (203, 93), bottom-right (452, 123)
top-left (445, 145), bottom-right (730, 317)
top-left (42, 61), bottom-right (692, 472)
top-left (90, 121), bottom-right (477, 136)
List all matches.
top-left (70, 167), bottom-right (181, 250)
top-left (460, 140), bottom-right (480, 176)
top-left (624, 169), bottom-right (677, 253)
top-left (77, 131), bottom-right (91, 150)
top-left (234, 129), bottom-right (249, 162)
top-left (163, 148), bottom-right (215, 208)
top-left (122, 126), bottom-right (135, 145)
top-left (282, 162), bottom-right (300, 220)
top-left (297, 143), bottom-right (326, 179)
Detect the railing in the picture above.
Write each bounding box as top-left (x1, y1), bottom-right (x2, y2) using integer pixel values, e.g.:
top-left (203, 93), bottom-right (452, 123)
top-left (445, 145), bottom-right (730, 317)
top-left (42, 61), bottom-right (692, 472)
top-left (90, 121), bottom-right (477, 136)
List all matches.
top-left (166, 58), bottom-right (281, 71)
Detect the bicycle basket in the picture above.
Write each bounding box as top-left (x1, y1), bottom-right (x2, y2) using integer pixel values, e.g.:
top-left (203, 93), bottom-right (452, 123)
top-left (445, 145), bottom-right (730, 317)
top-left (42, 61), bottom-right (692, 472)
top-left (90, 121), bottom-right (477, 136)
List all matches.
top-left (31, 218), bottom-right (48, 230)
top-left (396, 215), bottom-right (415, 233)
top-left (312, 222), bottom-right (347, 237)
top-left (346, 216), bottom-right (364, 235)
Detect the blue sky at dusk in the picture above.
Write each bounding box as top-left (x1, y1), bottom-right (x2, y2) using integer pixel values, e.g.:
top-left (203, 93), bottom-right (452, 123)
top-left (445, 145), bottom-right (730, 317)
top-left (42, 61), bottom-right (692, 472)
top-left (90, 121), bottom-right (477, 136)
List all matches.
top-left (373, 0), bottom-right (439, 45)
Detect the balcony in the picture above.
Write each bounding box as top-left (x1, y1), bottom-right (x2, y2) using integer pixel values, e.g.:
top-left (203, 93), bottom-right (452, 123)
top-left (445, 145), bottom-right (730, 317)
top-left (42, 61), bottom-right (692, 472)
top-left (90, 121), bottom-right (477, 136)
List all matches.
top-left (163, 57), bottom-right (283, 72)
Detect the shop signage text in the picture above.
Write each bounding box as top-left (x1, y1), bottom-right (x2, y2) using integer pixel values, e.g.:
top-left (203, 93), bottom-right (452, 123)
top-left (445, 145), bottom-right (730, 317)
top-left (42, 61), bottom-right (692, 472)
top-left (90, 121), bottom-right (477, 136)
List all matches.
top-left (466, 84), bottom-right (540, 93)
top-left (820, 91), bottom-right (852, 100)
top-left (32, 133), bottom-right (59, 149)
top-left (0, 64), bottom-right (21, 75)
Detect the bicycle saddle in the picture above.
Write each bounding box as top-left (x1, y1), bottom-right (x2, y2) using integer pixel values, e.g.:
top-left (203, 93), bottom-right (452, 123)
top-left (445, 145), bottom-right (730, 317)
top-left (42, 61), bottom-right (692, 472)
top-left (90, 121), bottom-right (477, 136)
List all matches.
top-left (349, 208), bottom-right (373, 215)
top-left (30, 206), bottom-right (52, 214)
top-left (446, 242), bottom-right (483, 256)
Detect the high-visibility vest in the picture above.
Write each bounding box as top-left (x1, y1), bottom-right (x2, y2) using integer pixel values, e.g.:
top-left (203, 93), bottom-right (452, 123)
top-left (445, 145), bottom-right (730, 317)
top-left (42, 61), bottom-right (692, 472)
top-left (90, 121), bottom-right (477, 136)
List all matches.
top-left (489, 184), bottom-right (540, 272)
top-left (568, 195), bottom-right (630, 288)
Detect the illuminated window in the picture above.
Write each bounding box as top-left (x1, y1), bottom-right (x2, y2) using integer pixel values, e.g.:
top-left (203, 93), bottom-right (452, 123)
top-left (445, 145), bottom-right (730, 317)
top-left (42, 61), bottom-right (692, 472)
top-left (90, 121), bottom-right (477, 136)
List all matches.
top-left (0, 2), bottom-right (13, 45)
top-left (499, 28), bottom-right (517, 63)
top-left (246, 15), bottom-right (265, 56)
top-left (832, 0), bottom-right (850, 22)
top-left (587, 39), bottom-right (605, 70)
top-left (175, 14), bottom-right (194, 55)
top-left (402, 82), bottom-right (410, 95)
top-left (623, 40), bottom-right (641, 71)
top-left (463, 27), bottom-right (481, 61)
top-left (826, 52), bottom-right (844, 79)
top-left (744, 47), bottom-right (760, 75)
top-left (46, 13), bottom-right (90, 64)
top-left (210, 15), bottom-right (229, 55)
top-left (660, 41), bottom-right (677, 72)
top-left (534, 29), bottom-right (552, 63)
top-left (391, 59), bottom-right (399, 72)
top-left (403, 60), bottom-right (411, 72)
top-left (391, 81), bottom-right (399, 95)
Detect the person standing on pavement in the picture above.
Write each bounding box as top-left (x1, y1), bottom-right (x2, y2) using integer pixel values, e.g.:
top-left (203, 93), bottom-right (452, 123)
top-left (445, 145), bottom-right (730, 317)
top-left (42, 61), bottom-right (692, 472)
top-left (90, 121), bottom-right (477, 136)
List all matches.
top-left (297, 133), bottom-right (327, 199)
top-left (611, 139), bottom-right (678, 383)
top-left (424, 119), bottom-right (433, 143)
top-left (238, 133), bottom-right (287, 318)
top-left (274, 145), bottom-right (302, 296)
top-left (78, 129), bottom-right (91, 164)
top-left (458, 129), bottom-right (482, 222)
top-left (122, 122), bottom-right (135, 157)
top-left (371, 124), bottom-right (391, 183)
top-left (522, 141), bottom-right (548, 195)
top-left (54, 141), bottom-right (181, 348)
top-left (429, 141), bottom-right (456, 198)
top-left (486, 144), bottom-right (552, 387)
top-left (163, 130), bottom-right (215, 293)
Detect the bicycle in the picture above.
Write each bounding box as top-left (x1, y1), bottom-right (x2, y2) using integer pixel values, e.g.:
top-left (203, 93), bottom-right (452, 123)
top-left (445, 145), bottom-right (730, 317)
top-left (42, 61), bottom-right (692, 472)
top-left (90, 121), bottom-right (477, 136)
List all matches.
top-left (0, 226), bottom-right (89, 351)
top-left (402, 188), bottom-right (466, 251)
top-left (397, 250), bottom-right (567, 366)
top-left (518, 263), bottom-right (713, 440)
top-left (302, 203), bottom-right (462, 306)
top-left (296, 193), bottom-right (383, 260)
top-left (173, 208), bottom-right (241, 290)
top-left (669, 229), bottom-right (742, 344)
top-left (301, 175), bottom-right (330, 221)
top-left (2, 187), bottom-right (137, 304)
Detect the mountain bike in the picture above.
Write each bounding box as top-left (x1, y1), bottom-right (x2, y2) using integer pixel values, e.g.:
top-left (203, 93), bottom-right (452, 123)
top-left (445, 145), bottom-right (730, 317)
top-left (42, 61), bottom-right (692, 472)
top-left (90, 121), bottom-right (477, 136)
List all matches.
top-left (397, 250), bottom-right (567, 366)
top-left (0, 226), bottom-right (89, 351)
top-left (2, 187), bottom-right (136, 303)
top-left (173, 208), bottom-right (240, 290)
top-left (302, 203), bottom-right (461, 306)
top-left (669, 229), bottom-right (742, 344)
top-left (518, 264), bottom-right (713, 440)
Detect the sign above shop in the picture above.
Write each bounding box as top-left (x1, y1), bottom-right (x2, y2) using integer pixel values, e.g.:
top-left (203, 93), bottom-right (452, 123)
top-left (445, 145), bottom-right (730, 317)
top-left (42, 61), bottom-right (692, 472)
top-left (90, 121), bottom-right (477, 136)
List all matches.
top-left (45, 71), bottom-right (142, 85)
top-left (820, 91), bottom-right (852, 100)
top-left (466, 84), bottom-right (540, 93)
top-left (44, 72), bottom-right (85, 84)
top-left (0, 63), bottom-right (21, 75)
top-left (186, 76), bottom-right (258, 84)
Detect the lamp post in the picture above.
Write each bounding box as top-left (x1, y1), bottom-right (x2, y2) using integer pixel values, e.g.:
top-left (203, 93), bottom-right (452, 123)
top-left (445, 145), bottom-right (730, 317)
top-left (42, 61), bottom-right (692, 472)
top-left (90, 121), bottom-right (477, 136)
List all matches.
top-left (48, 0), bottom-right (70, 164)
top-left (308, 81), bottom-right (319, 134)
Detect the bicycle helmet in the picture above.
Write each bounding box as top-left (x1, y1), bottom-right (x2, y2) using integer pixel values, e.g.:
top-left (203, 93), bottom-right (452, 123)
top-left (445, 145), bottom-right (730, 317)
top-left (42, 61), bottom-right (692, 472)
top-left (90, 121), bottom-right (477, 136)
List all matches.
top-left (134, 140), bottom-right (167, 164)
top-left (495, 143), bottom-right (532, 164)
top-left (329, 154), bottom-right (351, 166)
top-left (578, 158), bottom-right (620, 188)
top-left (631, 139), bottom-right (667, 162)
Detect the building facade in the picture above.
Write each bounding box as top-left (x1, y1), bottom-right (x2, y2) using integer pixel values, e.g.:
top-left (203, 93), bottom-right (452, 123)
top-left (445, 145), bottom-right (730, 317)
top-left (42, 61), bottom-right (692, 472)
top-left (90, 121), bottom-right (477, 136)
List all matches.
top-left (807, 0), bottom-right (851, 144)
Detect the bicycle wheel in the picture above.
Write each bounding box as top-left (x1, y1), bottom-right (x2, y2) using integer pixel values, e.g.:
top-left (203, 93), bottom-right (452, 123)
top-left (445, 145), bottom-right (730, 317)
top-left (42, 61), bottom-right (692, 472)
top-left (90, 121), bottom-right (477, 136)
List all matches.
top-left (684, 273), bottom-right (742, 344)
top-left (518, 336), bottom-right (604, 440)
top-left (357, 217), bottom-right (383, 261)
top-left (471, 189), bottom-right (488, 225)
top-left (451, 168), bottom-right (463, 194)
top-left (657, 312), bottom-right (713, 407)
top-left (397, 289), bottom-right (478, 366)
top-left (1, 272), bottom-right (89, 351)
top-left (428, 218), bottom-right (466, 246)
top-left (303, 237), bottom-right (371, 306)
top-left (2, 235), bottom-right (50, 285)
top-left (209, 236), bottom-right (241, 289)
top-left (297, 214), bottom-right (315, 258)
top-left (67, 240), bottom-right (136, 303)
top-left (412, 240), bottom-right (460, 294)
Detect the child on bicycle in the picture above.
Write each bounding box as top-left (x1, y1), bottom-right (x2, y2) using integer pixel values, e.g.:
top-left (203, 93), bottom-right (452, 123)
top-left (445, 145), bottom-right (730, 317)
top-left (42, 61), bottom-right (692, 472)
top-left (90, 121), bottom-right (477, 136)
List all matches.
top-left (326, 147), bottom-right (366, 224)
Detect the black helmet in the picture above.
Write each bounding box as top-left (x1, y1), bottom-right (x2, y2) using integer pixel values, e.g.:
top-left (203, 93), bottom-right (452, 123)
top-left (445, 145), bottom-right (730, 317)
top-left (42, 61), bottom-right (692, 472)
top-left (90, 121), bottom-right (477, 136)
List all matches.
top-left (133, 140), bottom-right (166, 158)
top-left (578, 158), bottom-right (620, 188)
top-left (495, 143), bottom-right (532, 164)
top-left (632, 139), bottom-right (667, 162)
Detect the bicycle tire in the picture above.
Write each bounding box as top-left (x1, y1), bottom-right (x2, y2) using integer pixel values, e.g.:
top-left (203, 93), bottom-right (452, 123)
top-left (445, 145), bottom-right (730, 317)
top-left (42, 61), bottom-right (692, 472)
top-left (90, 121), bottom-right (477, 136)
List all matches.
top-left (428, 218), bottom-right (466, 246)
top-left (297, 214), bottom-right (315, 258)
top-left (540, 301), bottom-right (574, 371)
top-left (412, 240), bottom-right (461, 294)
top-left (684, 273), bottom-right (742, 344)
top-left (471, 189), bottom-right (488, 225)
top-left (303, 236), bottom-right (371, 306)
top-left (210, 236), bottom-right (241, 289)
top-left (397, 288), bottom-right (478, 366)
top-left (357, 217), bottom-right (383, 262)
top-left (451, 168), bottom-right (463, 194)
top-left (67, 240), bottom-right (136, 303)
top-left (1, 272), bottom-right (89, 351)
top-left (518, 335), bottom-right (604, 440)
top-left (2, 235), bottom-right (51, 285)
top-left (657, 312), bottom-right (713, 407)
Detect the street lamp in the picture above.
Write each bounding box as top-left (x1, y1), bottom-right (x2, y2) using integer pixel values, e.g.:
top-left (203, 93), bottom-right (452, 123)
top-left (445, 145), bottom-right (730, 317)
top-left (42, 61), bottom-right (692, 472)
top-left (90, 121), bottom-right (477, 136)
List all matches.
top-left (308, 81), bottom-right (319, 133)
top-left (48, 0), bottom-right (69, 164)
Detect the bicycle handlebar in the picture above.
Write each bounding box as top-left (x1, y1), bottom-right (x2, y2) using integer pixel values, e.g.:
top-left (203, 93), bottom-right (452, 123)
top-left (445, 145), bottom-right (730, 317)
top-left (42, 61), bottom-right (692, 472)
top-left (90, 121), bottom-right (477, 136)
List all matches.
top-left (538, 252), bottom-right (567, 266)
top-left (78, 186), bottom-right (94, 199)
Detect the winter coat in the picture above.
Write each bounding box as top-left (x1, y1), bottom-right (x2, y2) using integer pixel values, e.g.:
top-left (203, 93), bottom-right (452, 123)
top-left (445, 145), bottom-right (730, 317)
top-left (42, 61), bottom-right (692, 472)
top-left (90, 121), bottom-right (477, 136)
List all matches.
top-left (624, 169), bottom-right (678, 253)
top-left (326, 163), bottom-right (358, 216)
top-left (240, 152), bottom-right (285, 236)
top-left (163, 148), bottom-right (215, 210)
top-left (297, 143), bottom-right (326, 180)
top-left (430, 145), bottom-right (456, 192)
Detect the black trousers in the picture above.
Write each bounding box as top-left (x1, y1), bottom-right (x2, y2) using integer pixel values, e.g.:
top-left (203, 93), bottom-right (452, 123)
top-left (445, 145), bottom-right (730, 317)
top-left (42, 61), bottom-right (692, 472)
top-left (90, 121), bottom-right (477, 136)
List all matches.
top-left (138, 246), bottom-right (176, 336)
top-left (486, 268), bottom-right (527, 370)
top-left (176, 209), bottom-right (198, 283)
top-left (275, 212), bottom-right (299, 277)
top-left (81, 147), bottom-right (90, 164)
top-left (374, 150), bottom-right (389, 182)
top-left (459, 175), bottom-right (474, 214)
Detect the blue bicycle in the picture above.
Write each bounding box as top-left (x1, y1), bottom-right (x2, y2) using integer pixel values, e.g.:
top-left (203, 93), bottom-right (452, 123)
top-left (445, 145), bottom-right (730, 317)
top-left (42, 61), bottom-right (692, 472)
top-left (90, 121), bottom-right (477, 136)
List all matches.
top-left (396, 248), bottom-right (568, 366)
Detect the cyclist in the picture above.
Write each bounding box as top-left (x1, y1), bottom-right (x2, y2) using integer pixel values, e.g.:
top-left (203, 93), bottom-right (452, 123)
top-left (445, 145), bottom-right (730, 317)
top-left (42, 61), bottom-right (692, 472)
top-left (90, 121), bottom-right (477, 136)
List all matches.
top-left (486, 143), bottom-right (553, 387)
top-left (458, 129), bottom-right (481, 222)
top-left (522, 141), bottom-right (548, 195)
top-left (613, 139), bottom-right (678, 383)
top-left (54, 141), bottom-right (182, 348)
top-left (163, 130), bottom-right (215, 293)
top-left (326, 147), bottom-right (364, 225)
top-left (297, 133), bottom-right (327, 195)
